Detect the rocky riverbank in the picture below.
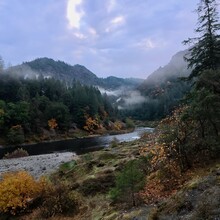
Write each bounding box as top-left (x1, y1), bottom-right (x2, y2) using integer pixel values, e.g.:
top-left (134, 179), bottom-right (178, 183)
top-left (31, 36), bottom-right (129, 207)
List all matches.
top-left (0, 152), bottom-right (76, 179)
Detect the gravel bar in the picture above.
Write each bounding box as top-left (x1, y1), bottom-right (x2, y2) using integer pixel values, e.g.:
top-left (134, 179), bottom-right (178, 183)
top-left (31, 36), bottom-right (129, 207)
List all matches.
top-left (0, 152), bottom-right (76, 179)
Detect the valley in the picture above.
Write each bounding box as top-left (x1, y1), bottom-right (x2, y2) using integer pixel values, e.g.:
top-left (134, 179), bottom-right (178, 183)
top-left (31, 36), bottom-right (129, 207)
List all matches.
top-left (0, 0), bottom-right (220, 219)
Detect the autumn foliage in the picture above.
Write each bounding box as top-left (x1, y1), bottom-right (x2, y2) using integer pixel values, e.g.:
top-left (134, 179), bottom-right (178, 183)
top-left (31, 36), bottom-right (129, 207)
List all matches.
top-left (48, 118), bottom-right (58, 129)
top-left (83, 112), bottom-right (103, 133)
top-left (0, 171), bottom-right (46, 215)
top-left (139, 107), bottom-right (193, 203)
top-left (114, 120), bottom-right (123, 130)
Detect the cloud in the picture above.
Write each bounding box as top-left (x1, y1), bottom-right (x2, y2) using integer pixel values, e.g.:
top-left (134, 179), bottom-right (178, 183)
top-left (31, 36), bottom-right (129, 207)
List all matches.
top-left (0, 0), bottom-right (199, 79)
top-left (98, 87), bottom-right (147, 109)
top-left (135, 38), bottom-right (156, 49)
top-left (66, 0), bottom-right (84, 29)
top-left (123, 90), bottom-right (147, 106)
top-left (134, 37), bottom-right (168, 50)
top-left (105, 15), bottom-right (125, 33)
top-left (88, 27), bottom-right (98, 36)
top-left (111, 16), bottom-right (125, 25)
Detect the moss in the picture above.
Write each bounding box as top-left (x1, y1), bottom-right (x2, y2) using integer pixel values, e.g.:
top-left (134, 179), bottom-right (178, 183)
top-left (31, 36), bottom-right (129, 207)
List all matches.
top-left (59, 160), bottom-right (77, 173)
top-left (98, 152), bottom-right (118, 161)
top-left (78, 173), bottom-right (115, 196)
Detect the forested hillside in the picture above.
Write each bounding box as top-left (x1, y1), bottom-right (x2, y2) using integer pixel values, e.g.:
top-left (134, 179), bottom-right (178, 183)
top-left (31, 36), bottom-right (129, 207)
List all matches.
top-left (0, 73), bottom-right (117, 144)
top-left (8, 58), bottom-right (143, 89)
top-left (120, 50), bottom-right (191, 120)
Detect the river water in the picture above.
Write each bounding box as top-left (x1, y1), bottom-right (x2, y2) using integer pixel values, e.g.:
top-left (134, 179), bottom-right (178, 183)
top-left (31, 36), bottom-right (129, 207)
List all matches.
top-left (0, 127), bottom-right (153, 159)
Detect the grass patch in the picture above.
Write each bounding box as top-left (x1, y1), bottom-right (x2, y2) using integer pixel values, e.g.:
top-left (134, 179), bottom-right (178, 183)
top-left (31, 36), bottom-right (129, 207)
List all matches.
top-left (59, 160), bottom-right (77, 172)
top-left (98, 152), bottom-right (118, 161)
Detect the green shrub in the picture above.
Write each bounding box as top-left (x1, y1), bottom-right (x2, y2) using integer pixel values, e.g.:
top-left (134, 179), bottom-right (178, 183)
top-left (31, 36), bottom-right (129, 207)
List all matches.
top-left (82, 153), bottom-right (93, 162)
top-left (59, 160), bottom-right (77, 172)
top-left (109, 159), bottom-right (146, 206)
top-left (7, 125), bottom-right (25, 144)
top-left (125, 118), bottom-right (135, 129)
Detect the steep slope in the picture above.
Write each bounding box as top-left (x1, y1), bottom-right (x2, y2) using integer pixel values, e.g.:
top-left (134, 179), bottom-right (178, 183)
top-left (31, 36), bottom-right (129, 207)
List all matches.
top-left (139, 49), bottom-right (190, 92)
top-left (123, 50), bottom-right (191, 120)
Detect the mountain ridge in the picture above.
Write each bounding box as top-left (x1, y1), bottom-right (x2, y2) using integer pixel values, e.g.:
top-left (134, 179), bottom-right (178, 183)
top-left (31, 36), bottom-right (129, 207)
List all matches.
top-left (139, 49), bottom-right (190, 90)
top-left (8, 57), bottom-right (144, 89)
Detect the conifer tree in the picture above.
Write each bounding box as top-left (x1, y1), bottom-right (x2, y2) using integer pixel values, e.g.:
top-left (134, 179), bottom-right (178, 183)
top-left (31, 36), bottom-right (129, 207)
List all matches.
top-left (183, 0), bottom-right (220, 80)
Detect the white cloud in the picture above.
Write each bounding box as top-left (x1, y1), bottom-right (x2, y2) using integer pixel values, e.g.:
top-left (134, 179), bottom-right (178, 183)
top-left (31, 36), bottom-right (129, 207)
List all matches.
top-left (138, 38), bottom-right (156, 49)
top-left (105, 15), bottom-right (125, 33)
top-left (123, 90), bottom-right (146, 106)
top-left (111, 16), bottom-right (125, 25)
top-left (66, 0), bottom-right (84, 29)
top-left (135, 38), bottom-right (167, 50)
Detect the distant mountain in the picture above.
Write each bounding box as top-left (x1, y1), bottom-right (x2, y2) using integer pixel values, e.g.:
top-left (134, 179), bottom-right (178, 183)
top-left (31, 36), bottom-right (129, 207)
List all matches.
top-left (122, 50), bottom-right (192, 120)
top-left (8, 58), bottom-right (143, 89)
top-left (139, 50), bottom-right (190, 91)
top-left (101, 76), bottom-right (144, 89)
top-left (9, 58), bottom-right (101, 86)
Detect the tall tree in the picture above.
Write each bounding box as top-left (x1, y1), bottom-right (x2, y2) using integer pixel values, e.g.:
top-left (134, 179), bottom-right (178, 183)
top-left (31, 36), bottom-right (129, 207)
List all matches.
top-left (183, 0), bottom-right (220, 80)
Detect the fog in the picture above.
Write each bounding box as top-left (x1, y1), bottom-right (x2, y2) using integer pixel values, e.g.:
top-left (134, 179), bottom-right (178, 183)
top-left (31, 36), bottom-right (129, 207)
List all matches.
top-left (7, 64), bottom-right (51, 80)
top-left (98, 86), bottom-right (147, 109)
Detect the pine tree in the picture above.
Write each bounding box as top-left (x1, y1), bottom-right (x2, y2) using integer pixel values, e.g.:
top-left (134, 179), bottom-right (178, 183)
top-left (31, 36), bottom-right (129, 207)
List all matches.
top-left (109, 160), bottom-right (145, 206)
top-left (183, 0), bottom-right (220, 80)
top-left (179, 0), bottom-right (220, 160)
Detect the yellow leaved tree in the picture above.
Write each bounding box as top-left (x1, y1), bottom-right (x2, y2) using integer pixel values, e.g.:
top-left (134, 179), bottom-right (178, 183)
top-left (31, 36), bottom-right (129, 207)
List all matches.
top-left (0, 171), bottom-right (47, 215)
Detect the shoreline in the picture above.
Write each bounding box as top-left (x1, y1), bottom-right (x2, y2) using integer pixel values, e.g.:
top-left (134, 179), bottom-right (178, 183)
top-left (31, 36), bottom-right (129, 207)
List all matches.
top-left (0, 128), bottom-right (135, 150)
top-left (0, 152), bottom-right (76, 179)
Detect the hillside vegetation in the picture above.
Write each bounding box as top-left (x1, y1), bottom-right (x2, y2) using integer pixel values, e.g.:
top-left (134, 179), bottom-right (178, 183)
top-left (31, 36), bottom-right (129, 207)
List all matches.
top-left (0, 0), bottom-right (220, 219)
top-left (121, 50), bottom-right (191, 120)
top-left (0, 74), bottom-right (120, 145)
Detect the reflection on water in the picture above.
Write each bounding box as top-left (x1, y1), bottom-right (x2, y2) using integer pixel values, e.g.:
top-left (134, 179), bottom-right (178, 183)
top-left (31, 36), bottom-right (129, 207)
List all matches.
top-left (0, 127), bottom-right (154, 158)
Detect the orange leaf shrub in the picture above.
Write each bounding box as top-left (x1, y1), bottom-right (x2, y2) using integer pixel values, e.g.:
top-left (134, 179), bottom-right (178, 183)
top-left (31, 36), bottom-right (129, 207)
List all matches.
top-left (139, 106), bottom-right (192, 203)
top-left (83, 115), bottom-right (100, 132)
top-left (0, 171), bottom-right (47, 215)
top-left (48, 118), bottom-right (58, 129)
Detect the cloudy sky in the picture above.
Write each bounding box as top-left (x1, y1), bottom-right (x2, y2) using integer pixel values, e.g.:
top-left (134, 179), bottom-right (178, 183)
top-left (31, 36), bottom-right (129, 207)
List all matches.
top-left (0, 0), bottom-right (199, 78)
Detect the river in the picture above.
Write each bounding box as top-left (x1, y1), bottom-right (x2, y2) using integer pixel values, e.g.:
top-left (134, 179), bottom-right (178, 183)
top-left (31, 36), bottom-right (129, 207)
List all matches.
top-left (0, 127), bottom-right (153, 159)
